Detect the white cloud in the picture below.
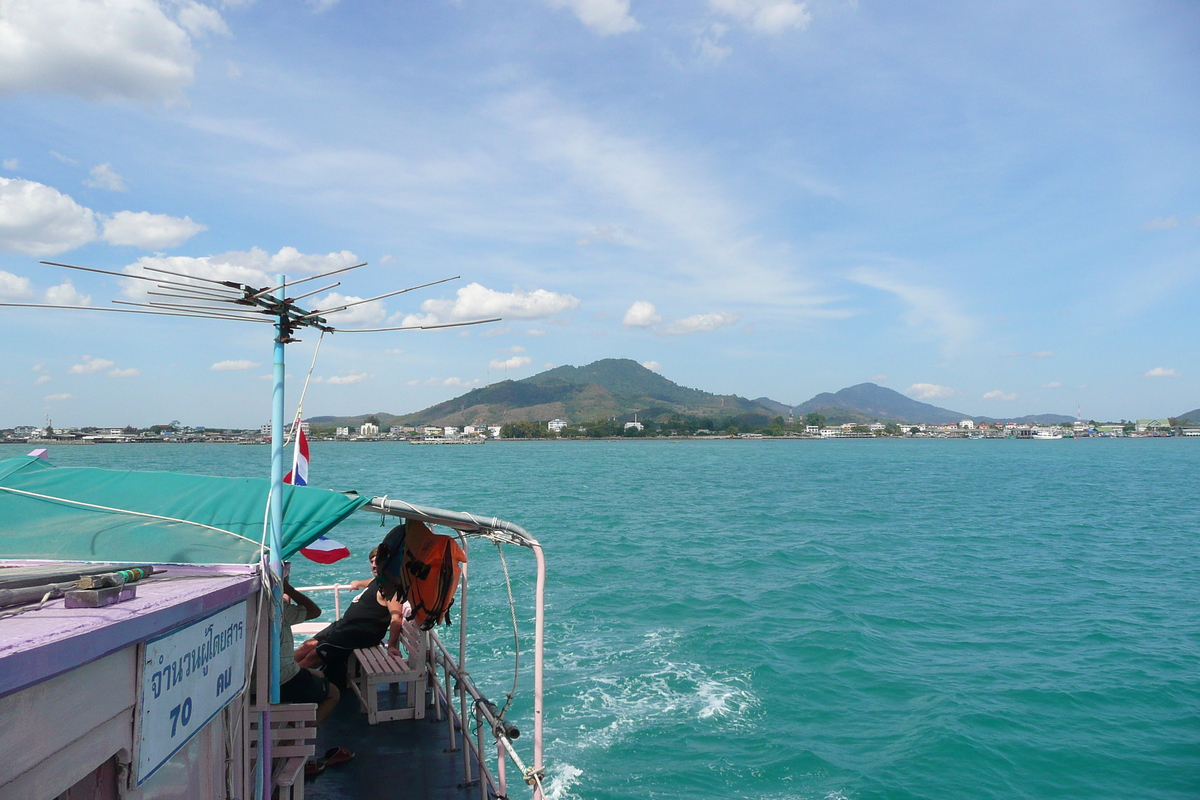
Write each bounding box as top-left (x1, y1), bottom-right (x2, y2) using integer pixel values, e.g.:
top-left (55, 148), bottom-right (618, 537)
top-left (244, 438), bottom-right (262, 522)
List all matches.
top-left (442, 377), bottom-right (479, 387)
top-left (403, 283), bottom-right (579, 326)
top-left (710, 0), bottom-right (811, 34)
top-left (225, 60), bottom-right (241, 78)
top-left (44, 280), bottom-right (91, 305)
top-left (0, 0), bottom-right (224, 102)
top-left (489, 356), bottom-right (532, 370)
top-left (69, 355), bottom-right (115, 374)
top-left (1141, 217), bottom-right (1178, 231)
top-left (34, 374), bottom-right (51, 385)
top-left (1, 177), bottom-right (203, 255)
top-left (544, 0), bottom-right (640, 35)
top-left (497, 92), bottom-right (822, 308)
top-left (211, 359), bottom-right (259, 371)
top-left (2, 158), bottom-right (17, 170)
top-left (108, 367), bottom-right (139, 378)
top-left (0, 177), bottom-right (96, 255)
top-left (315, 291), bottom-right (388, 326)
top-left (659, 311), bottom-right (738, 335)
top-left (384, 348), bottom-right (405, 355)
top-left (498, 345), bottom-right (526, 354)
top-left (1043, 381), bottom-right (1062, 389)
top-left (526, 329), bottom-right (546, 337)
top-left (694, 24), bottom-right (733, 63)
top-left (49, 151), bottom-right (77, 165)
top-left (1143, 367), bottom-right (1179, 379)
top-left (84, 163), bottom-right (127, 191)
top-left (121, 248), bottom-right (360, 298)
top-left (907, 383), bottom-right (957, 401)
top-left (1031, 351), bottom-right (1054, 358)
top-left (320, 372), bottom-right (371, 385)
top-left (983, 390), bottom-right (1017, 401)
top-left (870, 374), bottom-right (888, 382)
top-left (102, 211), bottom-right (205, 248)
top-left (44, 393), bottom-right (72, 401)
top-left (32, 363), bottom-right (43, 371)
top-left (576, 223), bottom-right (632, 246)
top-left (176, 0), bottom-right (229, 38)
top-left (642, 360), bottom-right (661, 372)
top-left (851, 269), bottom-right (979, 352)
top-left (0, 269), bottom-right (33, 299)
top-left (622, 301), bottom-right (661, 328)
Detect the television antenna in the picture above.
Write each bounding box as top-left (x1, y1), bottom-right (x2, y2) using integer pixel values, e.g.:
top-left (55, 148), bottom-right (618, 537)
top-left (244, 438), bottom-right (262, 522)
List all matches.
top-left (0, 259), bottom-right (500, 711)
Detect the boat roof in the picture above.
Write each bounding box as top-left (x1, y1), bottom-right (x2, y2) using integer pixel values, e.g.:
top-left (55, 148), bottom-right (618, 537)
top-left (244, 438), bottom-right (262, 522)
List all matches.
top-left (0, 455), bottom-right (367, 564)
top-left (0, 455), bottom-right (540, 567)
top-left (0, 561), bottom-right (257, 699)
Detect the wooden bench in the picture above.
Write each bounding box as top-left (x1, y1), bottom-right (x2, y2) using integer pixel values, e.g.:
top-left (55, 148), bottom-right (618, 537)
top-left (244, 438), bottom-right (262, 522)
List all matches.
top-left (249, 703), bottom-right (317, 800)
top-left (348, 623), bottom-right (428, 724)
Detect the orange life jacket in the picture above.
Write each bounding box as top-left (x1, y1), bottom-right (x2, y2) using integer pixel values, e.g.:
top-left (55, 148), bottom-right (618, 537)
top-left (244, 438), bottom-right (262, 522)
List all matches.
top-left (397, 520), bottom-right (467, 630)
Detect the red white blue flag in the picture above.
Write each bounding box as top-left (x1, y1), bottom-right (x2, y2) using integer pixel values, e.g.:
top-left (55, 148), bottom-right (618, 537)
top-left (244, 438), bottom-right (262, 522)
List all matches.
top-left (300, 535), bottom-right (352, 564)
top-left (283, 426), bottom-right (309, 487)
top-left (285, 426), bottom-right (352, 564)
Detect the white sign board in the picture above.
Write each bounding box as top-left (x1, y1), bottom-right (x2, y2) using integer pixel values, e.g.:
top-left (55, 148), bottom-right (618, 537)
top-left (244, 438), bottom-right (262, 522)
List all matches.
top-left (137, 601), bottom-right (248, 785)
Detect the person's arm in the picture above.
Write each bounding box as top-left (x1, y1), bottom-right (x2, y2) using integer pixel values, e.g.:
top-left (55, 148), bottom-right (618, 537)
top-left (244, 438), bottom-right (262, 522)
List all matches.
top-left (348, 577), bottom-right (373, 590)
top-left (386, 596), bottom-right (408, 658)
top-left (282, 578), bottom-right (321, 621)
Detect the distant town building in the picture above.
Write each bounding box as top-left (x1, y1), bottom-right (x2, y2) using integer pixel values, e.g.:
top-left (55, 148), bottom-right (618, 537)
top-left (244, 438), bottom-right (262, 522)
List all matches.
top-left (423, 426), bottom-right (441, 436)
top-left (548, 419), bottom-right (567, 433)
top-left (960, 419), bottom-right (975, 429)
top-left (624, 421), bottom-right (643, 432)
top-left (443, 427), bottom-right (458, 437)
top-left (335, 426), bottom-right (350, 437)
top-left (805, 425), bottom-right (821, 435)
top-left (359, 422), bottom-right (379, 437)
top-left (487, 425), bottom-right (503, 439)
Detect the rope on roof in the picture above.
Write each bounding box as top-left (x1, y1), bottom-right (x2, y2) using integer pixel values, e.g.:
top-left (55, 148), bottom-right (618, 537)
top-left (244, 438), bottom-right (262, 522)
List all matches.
top-left (0, 484), bottom-right (263, 548)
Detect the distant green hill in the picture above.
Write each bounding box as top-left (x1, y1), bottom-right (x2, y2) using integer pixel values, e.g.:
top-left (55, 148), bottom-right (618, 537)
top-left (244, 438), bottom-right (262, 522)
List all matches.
top-left (311, 359), bottom-right (784, 428)
top-left (796, 383), bottom-right (970, 424)
top-left (308, 366), bottom-right (1080, 430)
top-left (1175, 407), bottom-right (1200, 424)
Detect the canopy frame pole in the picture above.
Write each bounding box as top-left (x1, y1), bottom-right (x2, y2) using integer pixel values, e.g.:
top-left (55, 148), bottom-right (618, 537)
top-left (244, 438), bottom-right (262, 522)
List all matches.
top-left (268, 273), bottom-right (287, 708)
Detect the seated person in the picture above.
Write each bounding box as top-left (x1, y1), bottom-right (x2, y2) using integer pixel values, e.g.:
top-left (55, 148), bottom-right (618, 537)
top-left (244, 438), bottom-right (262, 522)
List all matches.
top-left (293, 547), bottom-right (409, 688)
top-left (279, 569), bottom-right (340, 725)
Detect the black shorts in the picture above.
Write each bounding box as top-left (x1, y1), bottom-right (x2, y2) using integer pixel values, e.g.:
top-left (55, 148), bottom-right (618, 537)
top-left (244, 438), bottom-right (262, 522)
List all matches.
top-left (314, 619), bottom-right (387, 652)
top-left (280, 668), bottom-right (331, 704)
top-left (312, 619), bottom-right (387, 688)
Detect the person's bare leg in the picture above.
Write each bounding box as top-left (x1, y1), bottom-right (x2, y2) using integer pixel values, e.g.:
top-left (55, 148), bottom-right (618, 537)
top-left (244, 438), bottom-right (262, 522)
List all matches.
top-left (315, 679), bottom-right (340, 725)
top-left (295, 639), bottom-right (322, 668)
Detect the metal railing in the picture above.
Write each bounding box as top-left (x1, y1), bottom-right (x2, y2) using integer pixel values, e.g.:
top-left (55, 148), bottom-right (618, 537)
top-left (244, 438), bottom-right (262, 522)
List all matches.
top-left (293, 569), bottom-right (544, 799)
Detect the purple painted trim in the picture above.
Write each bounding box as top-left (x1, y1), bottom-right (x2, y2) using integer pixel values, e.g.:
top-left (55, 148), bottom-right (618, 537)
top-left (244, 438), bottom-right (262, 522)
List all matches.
top-left (0, 566), bottom-right (259, 700)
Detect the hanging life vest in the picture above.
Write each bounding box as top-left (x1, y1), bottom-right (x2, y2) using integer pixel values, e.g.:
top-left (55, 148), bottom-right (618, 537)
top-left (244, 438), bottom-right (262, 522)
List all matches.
top-left (376, 520), bottom-right (467, 630)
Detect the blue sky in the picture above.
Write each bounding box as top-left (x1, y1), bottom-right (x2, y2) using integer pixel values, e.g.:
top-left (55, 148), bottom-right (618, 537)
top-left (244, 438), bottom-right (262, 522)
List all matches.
top-left (1, 0), bottom-right (1197, 427)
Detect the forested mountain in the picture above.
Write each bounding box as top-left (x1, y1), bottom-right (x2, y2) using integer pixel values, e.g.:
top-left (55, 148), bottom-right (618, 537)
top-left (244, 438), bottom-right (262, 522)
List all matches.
top-left (311, 359), bottom-right (784, 428)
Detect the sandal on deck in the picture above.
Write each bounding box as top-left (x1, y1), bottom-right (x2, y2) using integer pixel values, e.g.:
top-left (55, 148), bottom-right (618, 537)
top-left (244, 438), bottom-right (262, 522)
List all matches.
top-left (322, 746), bottom-right (356, 767)
top-left (304, 759), bottom-right (326, 779)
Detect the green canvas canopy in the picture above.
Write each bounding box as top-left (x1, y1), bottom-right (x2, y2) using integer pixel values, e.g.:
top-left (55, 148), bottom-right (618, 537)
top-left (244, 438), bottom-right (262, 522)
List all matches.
top-left (0, 456), bottom-right (369, 564)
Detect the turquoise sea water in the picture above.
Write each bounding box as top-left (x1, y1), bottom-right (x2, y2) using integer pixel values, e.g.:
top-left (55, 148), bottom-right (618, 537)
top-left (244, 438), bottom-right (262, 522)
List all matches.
top-left (5, 439), bottom-right (1198, 800)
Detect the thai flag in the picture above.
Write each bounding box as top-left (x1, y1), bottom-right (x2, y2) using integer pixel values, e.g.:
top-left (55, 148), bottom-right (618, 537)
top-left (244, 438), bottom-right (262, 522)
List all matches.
top-left (283, 426), bottom-right (309, 487)
top-left (301, 535), bottom-right (352, 564)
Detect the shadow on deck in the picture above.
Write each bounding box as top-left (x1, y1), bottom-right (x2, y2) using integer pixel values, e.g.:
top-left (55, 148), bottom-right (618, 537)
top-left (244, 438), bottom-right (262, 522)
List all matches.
top-left (306, 684), bottom-right (487, 800)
